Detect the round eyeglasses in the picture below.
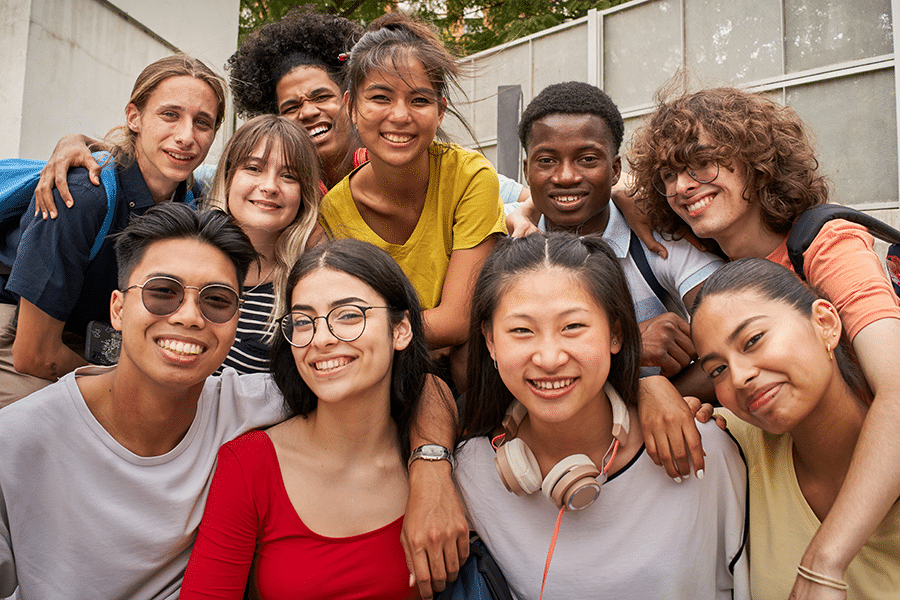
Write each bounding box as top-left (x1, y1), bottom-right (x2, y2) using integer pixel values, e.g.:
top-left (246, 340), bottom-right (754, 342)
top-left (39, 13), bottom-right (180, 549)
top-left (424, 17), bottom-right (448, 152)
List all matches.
top-left (280, 305), bottom-right (390, 348)
top-left (122, 276), bottom-right (241, 324)
top-left (652, 161), bottom-right (720, 197)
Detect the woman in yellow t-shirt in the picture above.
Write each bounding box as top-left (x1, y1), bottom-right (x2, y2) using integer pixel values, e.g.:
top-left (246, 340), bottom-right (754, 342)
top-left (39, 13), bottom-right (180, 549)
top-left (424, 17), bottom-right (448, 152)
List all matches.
top-left (691, 257), bottom-right (900, 599)
top-left (319, 13), bottom-right (505, 390)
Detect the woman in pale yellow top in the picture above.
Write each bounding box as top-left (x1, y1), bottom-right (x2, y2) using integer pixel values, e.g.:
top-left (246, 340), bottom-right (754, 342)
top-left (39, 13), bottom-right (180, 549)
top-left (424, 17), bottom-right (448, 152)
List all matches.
top-left (691, 257), bottom-right (900, 600)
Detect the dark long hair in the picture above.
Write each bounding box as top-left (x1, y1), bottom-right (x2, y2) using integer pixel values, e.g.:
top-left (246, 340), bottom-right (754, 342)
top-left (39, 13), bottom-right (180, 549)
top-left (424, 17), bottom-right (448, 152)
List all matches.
top-left (691, 257), bottom-right (868, 400)
top-left (459, 232), bottom-right (642, 444)
top-left (270, 238), bottom-right (432, 460)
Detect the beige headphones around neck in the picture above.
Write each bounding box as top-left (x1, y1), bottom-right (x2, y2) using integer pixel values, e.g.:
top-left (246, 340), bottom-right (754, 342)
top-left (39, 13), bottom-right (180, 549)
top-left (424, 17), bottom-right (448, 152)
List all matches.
top-left (493, 383), bottom-right (630, 511)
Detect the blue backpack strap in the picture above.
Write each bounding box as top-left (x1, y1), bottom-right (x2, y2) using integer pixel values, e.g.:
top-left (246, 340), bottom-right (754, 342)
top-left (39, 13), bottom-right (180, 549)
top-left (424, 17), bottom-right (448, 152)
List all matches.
top-left (185, 185), bottom-right (198, 209)
top-left (88, 152), bottom-right (117, 261)
top-left (628, 230), bottom-right (672, 308)
top-left (0, 158), bottom-right (44, 225)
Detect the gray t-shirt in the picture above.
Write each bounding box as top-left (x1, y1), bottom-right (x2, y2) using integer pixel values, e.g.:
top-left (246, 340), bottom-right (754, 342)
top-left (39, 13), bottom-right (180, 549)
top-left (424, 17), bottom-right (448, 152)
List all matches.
top-left (0, 367), bottom-right (285, 599)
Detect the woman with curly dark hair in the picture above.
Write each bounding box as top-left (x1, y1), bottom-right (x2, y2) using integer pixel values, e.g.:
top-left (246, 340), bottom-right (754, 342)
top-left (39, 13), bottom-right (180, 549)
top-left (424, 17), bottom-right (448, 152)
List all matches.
top-left (227, 7), bottom-right (364, 189)
top-left (629, 86), bottom-right (900, 600)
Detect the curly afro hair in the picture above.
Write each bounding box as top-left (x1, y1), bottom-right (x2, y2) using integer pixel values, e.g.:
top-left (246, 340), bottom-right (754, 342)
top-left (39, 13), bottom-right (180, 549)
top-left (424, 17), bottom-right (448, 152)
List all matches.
top-left (227, 7), bottom-right (363, 118)
top-left (518, 82), bottom-right (624, 154)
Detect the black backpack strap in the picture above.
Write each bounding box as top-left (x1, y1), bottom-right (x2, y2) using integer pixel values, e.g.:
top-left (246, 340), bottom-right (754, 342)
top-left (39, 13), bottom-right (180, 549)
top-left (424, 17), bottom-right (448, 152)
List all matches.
top-left (628, 230), bottom-right (672, 308)
top-left (787, 204), bottom-right (900, 279)
top-left (470, 534), bottom-right (514, 600)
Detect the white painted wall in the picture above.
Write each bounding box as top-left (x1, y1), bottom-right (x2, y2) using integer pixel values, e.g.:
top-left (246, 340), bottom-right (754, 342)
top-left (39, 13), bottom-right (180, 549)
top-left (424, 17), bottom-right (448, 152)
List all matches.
top-left (0, 0), bottom-right (33, 159)
top-left (0, 0), bottom-right (238, 161)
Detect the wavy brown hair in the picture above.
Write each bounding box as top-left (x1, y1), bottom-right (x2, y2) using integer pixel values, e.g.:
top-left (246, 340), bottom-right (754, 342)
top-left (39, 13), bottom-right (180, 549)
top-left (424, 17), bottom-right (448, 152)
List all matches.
top-left (629, 87), bottom-right (829, 240)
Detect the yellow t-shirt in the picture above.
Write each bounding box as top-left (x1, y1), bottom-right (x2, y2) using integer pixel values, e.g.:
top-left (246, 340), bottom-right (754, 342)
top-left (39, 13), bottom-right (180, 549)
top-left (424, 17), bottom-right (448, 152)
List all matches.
top-left (721, 410), bottom-right (900, 599)
top-left (319, 142), bottom-right (506, 310)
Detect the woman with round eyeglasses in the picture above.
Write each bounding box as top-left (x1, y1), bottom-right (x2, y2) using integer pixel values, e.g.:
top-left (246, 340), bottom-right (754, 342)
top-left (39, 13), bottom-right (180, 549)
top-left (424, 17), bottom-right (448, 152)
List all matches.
top-left (180, 238), bottom-right (430, 600)
top-left (628, 86), bottom-right (900, 598)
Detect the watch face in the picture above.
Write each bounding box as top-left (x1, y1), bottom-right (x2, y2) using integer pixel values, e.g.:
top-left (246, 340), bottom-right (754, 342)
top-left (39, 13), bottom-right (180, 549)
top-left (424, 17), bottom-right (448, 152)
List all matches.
top-left (410, 445), bottom-right (452, 467)
top-left (425, 445), bottom-right (450, 458)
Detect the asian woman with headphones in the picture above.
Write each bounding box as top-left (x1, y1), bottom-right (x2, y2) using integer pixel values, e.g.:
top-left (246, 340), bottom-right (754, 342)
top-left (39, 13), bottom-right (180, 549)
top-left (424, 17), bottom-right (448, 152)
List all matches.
top-left (454, 232), bottom-right (749, 600)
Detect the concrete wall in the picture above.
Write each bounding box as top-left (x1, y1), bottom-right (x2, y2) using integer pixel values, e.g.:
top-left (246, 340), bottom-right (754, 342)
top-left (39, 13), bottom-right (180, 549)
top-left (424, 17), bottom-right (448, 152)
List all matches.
top-left (444, 0), bottom-right (900, 233)
top-left (0, 0), bottom-right (239, 162)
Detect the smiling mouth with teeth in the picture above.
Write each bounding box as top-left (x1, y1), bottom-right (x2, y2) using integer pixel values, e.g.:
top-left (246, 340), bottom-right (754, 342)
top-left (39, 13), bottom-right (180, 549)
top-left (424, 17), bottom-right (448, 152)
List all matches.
top-left (382, 132), bottom-right (414, 144)
top-left (530, 378), bottom-right (575, 390)
top-left (314, 357), bottom-right (353, 373)
top-left (309, 124), bottom-right (331, 138)
top-left (684, 193), bottom-right (714, 215)
top-left (553, 195), bottom-right (584, 204)
top-left (250, 199), bottom-right (280, 210)
top-left (157, 339), bottom-right (204, 356)
top-left (164, 150), bottom-right (195, 162)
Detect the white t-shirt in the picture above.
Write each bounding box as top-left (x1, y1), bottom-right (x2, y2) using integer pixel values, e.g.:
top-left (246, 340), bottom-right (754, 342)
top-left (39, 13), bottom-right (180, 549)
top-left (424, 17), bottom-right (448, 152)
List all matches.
top-left (0, 367), bottom-right (285, 600)
top-left (454, 419), bottom-right (749, 600)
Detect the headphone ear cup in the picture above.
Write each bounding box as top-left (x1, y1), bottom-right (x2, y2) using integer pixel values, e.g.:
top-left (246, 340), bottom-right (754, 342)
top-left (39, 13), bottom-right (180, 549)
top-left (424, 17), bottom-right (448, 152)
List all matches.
top-left (494, 437), bottom-right (542, 495)
top-left (541, 454), bottom-right (602, 510)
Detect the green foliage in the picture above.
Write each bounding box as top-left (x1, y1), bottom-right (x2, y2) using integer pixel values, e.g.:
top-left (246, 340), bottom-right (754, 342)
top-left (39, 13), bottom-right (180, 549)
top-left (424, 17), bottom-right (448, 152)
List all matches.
top-left (239, 0), bottom-right (389, 43)
top-left (240, 0), bottom-right (632, 55)
top-left (420, 0), bottom-right (630, 55)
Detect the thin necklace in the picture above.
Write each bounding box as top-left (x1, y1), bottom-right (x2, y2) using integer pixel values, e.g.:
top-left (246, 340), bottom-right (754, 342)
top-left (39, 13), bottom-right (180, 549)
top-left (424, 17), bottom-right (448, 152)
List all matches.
top-left (245, 264), bottom-right (276, 294)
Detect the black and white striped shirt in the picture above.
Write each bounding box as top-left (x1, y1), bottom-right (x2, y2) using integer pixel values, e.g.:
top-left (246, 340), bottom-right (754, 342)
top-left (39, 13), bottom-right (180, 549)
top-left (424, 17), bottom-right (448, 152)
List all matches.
top-left (216, 282), bottom-right (275, 375)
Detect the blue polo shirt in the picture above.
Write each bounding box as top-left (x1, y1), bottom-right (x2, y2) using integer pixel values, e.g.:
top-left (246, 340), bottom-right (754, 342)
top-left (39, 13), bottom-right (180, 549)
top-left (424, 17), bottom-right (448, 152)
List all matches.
top-left (0, 161), bottom-right (198, 336)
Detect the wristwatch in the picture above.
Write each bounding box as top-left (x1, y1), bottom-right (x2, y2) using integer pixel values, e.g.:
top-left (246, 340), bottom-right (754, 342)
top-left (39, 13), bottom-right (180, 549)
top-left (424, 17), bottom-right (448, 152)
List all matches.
top-left (407, 444), bottom-right (453, 471)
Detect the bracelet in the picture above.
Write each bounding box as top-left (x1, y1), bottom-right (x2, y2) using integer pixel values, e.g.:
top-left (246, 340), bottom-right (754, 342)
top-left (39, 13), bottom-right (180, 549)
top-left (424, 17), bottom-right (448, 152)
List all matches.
top-left (796, 565), bottom-right (849, 591)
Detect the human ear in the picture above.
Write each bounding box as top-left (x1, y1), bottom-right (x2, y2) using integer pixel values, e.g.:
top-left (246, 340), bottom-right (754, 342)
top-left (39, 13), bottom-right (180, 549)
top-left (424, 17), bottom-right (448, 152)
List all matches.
top-left (392, 312), bottom-right (413, 351)
top-left (125, 104), bottom-right (142, 134)
top-left (343, 91), bottom-right (354, 127)
top-left (611, 154), bottom-right (622, 186)
top-left (437, 97), bottom-right (447, 124)
top-left (110, 290), bottom-right (125, 333)
top-left (811, 299), bottom-right (842, 346)
top-left (522, 157), bottom-right (531, 187)
top-left (609, 321), bottom-right (623, 355)
top-left (482, 322), bottom-right (496, 361)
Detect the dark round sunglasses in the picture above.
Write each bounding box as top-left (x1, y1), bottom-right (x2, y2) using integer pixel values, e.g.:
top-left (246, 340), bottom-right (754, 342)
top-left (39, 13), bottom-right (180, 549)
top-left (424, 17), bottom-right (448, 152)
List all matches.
top-left (123, 276), bottom-right (241, 324)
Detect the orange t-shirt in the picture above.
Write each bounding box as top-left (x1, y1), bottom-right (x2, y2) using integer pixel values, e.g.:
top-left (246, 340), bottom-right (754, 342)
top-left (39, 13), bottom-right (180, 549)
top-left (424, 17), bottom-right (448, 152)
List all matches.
top-left (768, 219), bottom-right (900, 341)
